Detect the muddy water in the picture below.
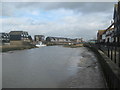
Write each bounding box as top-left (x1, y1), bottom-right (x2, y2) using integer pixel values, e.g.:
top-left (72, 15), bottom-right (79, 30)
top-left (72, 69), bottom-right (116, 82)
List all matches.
top-left (2, 46), bottom-right (105, 88)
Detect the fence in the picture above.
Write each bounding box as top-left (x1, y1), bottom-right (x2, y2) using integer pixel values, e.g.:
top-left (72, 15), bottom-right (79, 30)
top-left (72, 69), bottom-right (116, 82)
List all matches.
top-left (89, 36), bottom-right (120, 89)
top-left (85, 42), bottom-right (120, 89)
top-left (96, 37), bottom-right (120, 68)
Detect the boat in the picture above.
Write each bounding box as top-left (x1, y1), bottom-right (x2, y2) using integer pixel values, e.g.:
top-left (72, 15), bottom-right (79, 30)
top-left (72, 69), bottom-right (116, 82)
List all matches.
top-left (35, 42), bottom-right (46, 47)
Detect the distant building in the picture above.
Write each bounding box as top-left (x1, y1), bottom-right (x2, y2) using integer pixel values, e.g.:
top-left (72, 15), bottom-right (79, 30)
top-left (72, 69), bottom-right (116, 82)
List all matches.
top-left (46, 37), bottom-right (83, 44)
top-left (9, 31), bottom-right (32, 45)
top-left (28, 35), bottom-right (33, 41)
top-left (34, 35), bottom-right (45, 42)
top-left (88, 39), bottom-right (97, 44)
top-left (0, 33), bottom-right (10, 45)
top-left (46, 37), bottom-right (55, 42)
top-left (9, 31), bottom-right (29, 41)
top-left (76, 38), bottom-right (83, 43)
top-left (46, 37), bottom-right (69, 43)
top-left (71, 38), bottom-right (83, 43)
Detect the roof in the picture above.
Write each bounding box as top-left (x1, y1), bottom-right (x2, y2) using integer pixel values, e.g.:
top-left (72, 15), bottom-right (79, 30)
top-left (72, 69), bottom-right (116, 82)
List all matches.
top-left (47, 37), bottom-right (68, 39)
top-left (98, 30), bottom-right (106, 36)
top-left (107, 28), bottom-right (114, 31)
top-left (98, 22), bottom-right (114, 36)
top-left (0, 33), bottom-right (9, 35)
top-left (34, 35), bottom-right (44, 37)
top-left (0, 32), bottom-right (9, 34)
top-left (103, 23), bottom-right (114, 34)
top-left (9, 31), bottom-right (28, 35)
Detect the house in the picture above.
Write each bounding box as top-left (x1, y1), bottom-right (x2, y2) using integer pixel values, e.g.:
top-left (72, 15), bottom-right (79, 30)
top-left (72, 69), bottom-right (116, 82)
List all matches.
top-left (0, 33), bottom-right (10, 45)
top-left (73, 38), bottom-right (83, 43)
top-left (34, 35), bottom-right (45, 42)
top-left (97, 30), bottom-right (106, 43)
top-left (97, 1), bottom-right (120, 45)
top-left (56, 37), bottom-right (68, 42)
top-left (46, 37), bottom-right (55, 42)
top-left (46, 37), bottom-right (69, 42)
top-left (97, 23), bottom-right (114, 44)
top-left (9, 31), bottom-right (31, 45)
top-left (28, 35), bottom-right (33, 41)
top-left (34, 35), bottom-right (45, 45)
top-left (66, 38), bottom-right (71, 42)
top-left (113, 2), bottom-right (120, 45)
top-left (46, 37), bottom-right (73, 45)
top-left (105, 28), bottom-right (114, 43)
top-left (88, 39), bottom-right (97, 44)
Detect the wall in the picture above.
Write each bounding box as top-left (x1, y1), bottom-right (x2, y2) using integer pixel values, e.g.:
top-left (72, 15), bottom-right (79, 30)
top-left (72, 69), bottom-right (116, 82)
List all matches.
top-left (85, 44), bottom-right (120, 89)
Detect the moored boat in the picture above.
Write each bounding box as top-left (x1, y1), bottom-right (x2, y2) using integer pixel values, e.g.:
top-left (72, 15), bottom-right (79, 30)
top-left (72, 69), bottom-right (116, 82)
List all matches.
top-left (35, 42), bottom-right (46, 47)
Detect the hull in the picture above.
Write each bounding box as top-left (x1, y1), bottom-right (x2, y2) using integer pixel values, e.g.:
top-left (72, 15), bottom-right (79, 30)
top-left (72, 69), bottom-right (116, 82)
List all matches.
top-left (36, 44), bottom-right (46, 47)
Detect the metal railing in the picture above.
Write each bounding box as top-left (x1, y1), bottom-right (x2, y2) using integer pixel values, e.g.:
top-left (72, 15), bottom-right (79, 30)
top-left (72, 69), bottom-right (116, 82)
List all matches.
top-left (85, 42), bottom-right (120, 89)
top-left (96, 39), bottom-right (120, 68)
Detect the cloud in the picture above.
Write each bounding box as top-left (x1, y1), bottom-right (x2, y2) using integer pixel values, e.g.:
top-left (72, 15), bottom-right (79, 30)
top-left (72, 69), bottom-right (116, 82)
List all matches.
top-left (1, 11), bottom-right (112, 39)
top-left (1, 2), bottom-right (116, 16)
top-left (1, 2), bottom-right (115, 40)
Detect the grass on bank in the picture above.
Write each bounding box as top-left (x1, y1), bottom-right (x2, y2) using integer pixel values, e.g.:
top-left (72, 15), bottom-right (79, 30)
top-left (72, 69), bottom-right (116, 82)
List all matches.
top-left (0, 45), bottom-right (37, 52)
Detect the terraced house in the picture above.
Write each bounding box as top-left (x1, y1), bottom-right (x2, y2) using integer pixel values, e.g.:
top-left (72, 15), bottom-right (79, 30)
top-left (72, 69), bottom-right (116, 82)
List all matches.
top-left (9, 31), bottom-right (32, 45)
top-left (0, 33), bottom-right (10, 45)
top-left (46, 37), bottom-right (70, 42)
top-left (97, 1), bottom-right (120, 67)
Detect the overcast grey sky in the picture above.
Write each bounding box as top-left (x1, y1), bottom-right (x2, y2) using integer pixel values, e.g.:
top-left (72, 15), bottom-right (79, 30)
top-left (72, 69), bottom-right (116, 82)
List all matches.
top-left (0, 2), bottom-right (116, 40)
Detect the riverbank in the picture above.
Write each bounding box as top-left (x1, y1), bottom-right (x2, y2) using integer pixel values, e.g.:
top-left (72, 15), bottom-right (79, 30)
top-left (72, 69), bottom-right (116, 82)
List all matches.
top-left (46, 42), bottom-right (84, 48)
top-left (84, 43), bottom-right (120, 89)
top-left (64, 44), bottom-right (83, 48)
top-left (0, 45), bottom-right (37, 52)
top-left (59, 47), bottom-right (106, 88)
top-left (0, 43), bottom-right (83, 52)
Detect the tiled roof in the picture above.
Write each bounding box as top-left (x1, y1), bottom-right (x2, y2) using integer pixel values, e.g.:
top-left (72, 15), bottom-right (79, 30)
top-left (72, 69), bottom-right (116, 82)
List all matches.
top-left (98, 30), bottom-right (106, 36)
top-left (9, 31), bottom-right (23, 35)
top-left (9, 31), bottom-right (28, 35)
top-left (48, 37), bottom-right (67, 39)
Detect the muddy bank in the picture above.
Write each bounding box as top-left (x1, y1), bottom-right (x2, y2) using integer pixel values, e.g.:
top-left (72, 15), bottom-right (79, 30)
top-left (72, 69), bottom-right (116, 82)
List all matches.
top-left (60, 47), bottom-right (106, 88)
top-left (64, 44), bottom-right (83, 48)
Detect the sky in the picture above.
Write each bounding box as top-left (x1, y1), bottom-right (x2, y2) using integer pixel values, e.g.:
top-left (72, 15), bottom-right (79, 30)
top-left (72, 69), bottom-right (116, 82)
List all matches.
top-left (0, 1), bottom-right (117, 40)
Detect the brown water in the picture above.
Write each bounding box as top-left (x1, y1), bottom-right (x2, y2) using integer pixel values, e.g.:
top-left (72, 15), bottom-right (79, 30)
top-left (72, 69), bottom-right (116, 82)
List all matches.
top-left (2, 46), bottom-right (105, 88)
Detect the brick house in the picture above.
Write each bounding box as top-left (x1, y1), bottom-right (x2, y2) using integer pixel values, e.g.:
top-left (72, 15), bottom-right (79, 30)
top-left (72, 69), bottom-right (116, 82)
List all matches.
top-left (97, 30), bottom-right (106, 43)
